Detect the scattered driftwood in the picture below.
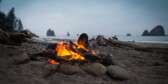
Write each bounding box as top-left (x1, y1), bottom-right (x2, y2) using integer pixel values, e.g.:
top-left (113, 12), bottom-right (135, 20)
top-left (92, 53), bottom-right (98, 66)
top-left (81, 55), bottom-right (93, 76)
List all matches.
top-left (24, 38), bottom-right (54, 45)
top-left (109, 38), bottom-right (168, 53)
top-left (0, 28), bottom-right (39, 45)
top-left (21, 29), bottom-right (39, 38)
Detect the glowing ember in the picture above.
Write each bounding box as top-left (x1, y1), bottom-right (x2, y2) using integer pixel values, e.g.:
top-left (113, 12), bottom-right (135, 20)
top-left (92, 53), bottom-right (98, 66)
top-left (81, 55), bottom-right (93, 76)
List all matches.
top-left (92, 50), bottom-right (99, 55)
top-left (50, 59), bottom-right (59, 64)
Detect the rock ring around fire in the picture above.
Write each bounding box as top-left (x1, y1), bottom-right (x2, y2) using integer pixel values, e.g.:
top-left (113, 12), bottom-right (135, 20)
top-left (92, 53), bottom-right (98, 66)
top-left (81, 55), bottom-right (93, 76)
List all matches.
top-left (107, 65), bottom-right (130, 80)
top-left (83, 63), bottom-right (107, 76)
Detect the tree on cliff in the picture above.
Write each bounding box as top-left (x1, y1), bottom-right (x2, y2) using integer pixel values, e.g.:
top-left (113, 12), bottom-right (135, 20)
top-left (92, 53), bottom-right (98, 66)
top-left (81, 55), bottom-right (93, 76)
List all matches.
top-left (15, 19), bottom-right (24, 31)
top-left (6, 7), bottom-right (16, 31)
top-left (18, 19), bottom-right (23, 31)
top-left (0, 11), bottom-right (6, 30)
top-left (0, 7), bottom-right (24, 32)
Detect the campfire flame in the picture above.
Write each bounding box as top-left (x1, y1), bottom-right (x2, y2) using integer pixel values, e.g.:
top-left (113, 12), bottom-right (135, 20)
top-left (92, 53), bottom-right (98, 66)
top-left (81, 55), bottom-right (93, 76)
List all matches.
top-left (50, 40), bottom-right (91, 64)
top-left (56, 42), bottom-right (85, 60)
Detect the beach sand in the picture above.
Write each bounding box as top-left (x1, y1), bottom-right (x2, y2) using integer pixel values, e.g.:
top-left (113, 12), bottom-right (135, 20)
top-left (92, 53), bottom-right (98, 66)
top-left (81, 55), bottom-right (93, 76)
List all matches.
top-left (0, 42), bottom-right (168, 84)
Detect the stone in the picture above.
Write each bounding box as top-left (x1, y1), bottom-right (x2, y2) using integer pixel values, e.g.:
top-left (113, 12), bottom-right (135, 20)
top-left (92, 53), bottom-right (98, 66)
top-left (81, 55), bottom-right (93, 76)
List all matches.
top-left (101, 54), bottom-right (117, 66)
top-left (58, 64), bottom-right (82, 75)
top-left (43, 64), bottom-right (59, 77)
top-left (83, 63), bottom-right (107, 76)
top-left (14, 52), bottom-right (30, 64)
top-left (107, 65), bottom-right (130, 80)
top-left (30, 61), bottom-right (47, 67)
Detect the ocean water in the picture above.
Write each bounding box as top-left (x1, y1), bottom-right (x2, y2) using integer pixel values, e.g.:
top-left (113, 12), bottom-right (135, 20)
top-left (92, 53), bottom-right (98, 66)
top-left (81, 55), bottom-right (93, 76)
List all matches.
top-left (39, 35), bottom-right (168, 44)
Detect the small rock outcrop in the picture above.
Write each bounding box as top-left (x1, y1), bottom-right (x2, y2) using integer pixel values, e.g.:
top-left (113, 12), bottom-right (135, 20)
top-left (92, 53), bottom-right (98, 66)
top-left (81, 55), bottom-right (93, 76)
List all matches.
top-left (126, 33), bottom-right (131, 36)
top-left (142, 25), bottom-right (166, 36)
top-left (46, 29), bottom-right (55, 36)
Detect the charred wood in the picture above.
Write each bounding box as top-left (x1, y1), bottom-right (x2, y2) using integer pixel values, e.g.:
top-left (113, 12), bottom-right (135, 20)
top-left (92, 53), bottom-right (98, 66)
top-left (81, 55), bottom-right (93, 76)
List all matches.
top-left (83, 53), bottom-right (101, 62)
top-left (78, 33), bottom-right (90, 49)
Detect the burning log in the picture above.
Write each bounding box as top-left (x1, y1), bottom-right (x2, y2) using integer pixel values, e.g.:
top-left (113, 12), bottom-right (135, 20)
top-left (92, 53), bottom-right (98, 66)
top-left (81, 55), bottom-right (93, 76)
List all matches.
top-left (83, 53), bottom-right (101, 62)
top-left (77, 48), bottom-right (100, 62)
top-left (77, 33), bottom-right (90, 49)
top-left (69, 40), bottom-right (78, 53)
top-left (46, 43), bottom-right (57, 49)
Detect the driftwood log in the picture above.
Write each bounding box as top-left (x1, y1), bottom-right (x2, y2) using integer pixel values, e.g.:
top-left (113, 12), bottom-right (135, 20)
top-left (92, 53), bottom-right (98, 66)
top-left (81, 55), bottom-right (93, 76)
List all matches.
top-left (24, 38), bottom-right (54, 45)
top-left (109, 38), bottom-right (168, 53)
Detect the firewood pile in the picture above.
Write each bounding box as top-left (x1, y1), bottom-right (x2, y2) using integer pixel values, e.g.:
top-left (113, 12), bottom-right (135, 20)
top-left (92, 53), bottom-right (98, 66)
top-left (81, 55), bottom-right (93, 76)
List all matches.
top-left (24, 33), bottom-right (130, 80)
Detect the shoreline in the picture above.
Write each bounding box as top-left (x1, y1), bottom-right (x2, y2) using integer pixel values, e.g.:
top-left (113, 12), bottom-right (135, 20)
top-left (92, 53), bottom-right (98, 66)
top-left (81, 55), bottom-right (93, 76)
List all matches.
top-left (38, 35), bottom-right (168, 44)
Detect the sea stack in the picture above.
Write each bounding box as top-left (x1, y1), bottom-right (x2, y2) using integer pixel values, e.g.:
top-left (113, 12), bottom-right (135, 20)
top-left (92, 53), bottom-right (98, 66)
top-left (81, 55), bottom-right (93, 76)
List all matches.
top-left (142, 25), bottom-right (166, 36)
top-left (46, 29), bottom-right (55, 36)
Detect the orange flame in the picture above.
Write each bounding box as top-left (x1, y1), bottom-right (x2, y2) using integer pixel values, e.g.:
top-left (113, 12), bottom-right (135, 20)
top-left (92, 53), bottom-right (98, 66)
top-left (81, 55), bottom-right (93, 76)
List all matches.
top-left (56, 43), bottom-right (85, 60)
top-left (77, 40), bottom-right (88, 51)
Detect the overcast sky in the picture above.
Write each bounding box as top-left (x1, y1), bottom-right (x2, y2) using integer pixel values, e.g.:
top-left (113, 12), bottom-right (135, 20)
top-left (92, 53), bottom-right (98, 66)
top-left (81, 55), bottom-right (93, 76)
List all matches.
top-left (1, 0), bottom-right (168, 36)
